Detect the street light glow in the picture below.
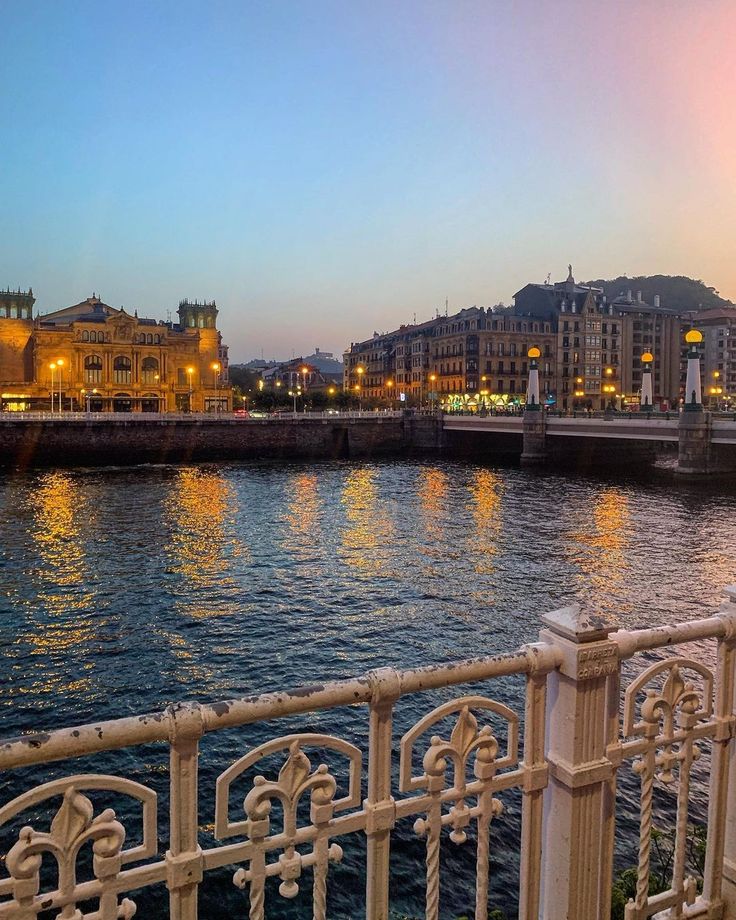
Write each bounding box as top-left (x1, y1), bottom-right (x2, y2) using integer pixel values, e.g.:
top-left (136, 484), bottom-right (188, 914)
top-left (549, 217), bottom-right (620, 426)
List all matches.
top-left (685, 329), bottom-right (703, 344)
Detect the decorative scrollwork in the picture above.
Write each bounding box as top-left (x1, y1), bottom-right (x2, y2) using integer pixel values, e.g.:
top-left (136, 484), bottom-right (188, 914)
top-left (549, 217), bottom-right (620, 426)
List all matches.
top-left (400, 696), bottom-right (518, 920)
top-left (0, 778), bottom-right (153, 919)
top-left (215, 732), bottom-right (361, 920)
top-left (622, 659), bottom-right (713, 920)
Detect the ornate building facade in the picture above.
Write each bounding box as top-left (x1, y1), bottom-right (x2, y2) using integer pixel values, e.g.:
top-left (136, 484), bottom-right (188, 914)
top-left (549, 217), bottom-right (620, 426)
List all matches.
top-left (0, 290), bottom-right (231, 412)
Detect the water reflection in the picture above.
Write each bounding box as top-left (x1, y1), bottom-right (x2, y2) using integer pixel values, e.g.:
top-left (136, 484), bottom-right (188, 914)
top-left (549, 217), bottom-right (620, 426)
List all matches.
top-left (164, 468), bottom-right (244, 616)
top-left (470, 469), bottom-right (503, 575)
top-left (418, 468), bottom-right (449, 557)
top-left (340, 468), bottom-right (393, 575)
top-left (284, 472), bottom-right (320, 554)
top-left (26, 471), bottom-right (96, 623)
top-left (567, 487), bottom-right (631, 615)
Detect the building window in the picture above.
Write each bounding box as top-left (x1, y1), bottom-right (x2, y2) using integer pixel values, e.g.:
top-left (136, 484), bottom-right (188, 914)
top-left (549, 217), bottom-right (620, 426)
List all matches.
top-left (81, 330), bottom-right (89, 342)
top-left (84, 354), bottom-right (103, 384)
top-left (141, 356), bottom-right (160, 384)
top-left (113, 355), bottom-right (132, 384)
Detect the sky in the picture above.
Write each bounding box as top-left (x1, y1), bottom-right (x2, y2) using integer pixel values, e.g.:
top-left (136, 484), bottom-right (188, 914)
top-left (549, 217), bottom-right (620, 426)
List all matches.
top-left (2, 0), bottom-right (735, 362)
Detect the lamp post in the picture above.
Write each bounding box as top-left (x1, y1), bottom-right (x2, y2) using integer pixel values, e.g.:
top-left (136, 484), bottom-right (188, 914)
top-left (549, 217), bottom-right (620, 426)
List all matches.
top-left (386, 379), bottom-right (394, 410)
top-left (356, 366), bottom-right (364, 411)
top-left (429, 373), bottom-right (437, 411)
top-left (300, 366), bottom-right (309, 412)
top-left (640, 352), bottom-right (654, 409)
top-left (49, 362), bottom-right (56, 413)
top-left (525, 347), bottom-right (541, 411)
top-left (186, 366), bottom-right (194, 413)
top-left (211, 361), bottom-right (221, 414)
top-left (288, 389), bottom-right (298, 415)
top-left (55, 358), bottom-right (65, 412)
top-left (684, 329), bottom-right (703, 411)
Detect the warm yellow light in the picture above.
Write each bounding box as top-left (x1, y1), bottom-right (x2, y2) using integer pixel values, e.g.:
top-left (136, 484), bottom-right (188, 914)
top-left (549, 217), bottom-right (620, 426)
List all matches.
top-left (328, 386), bottom-right (335, 395)
top-left (56, 358), bottom-right (65, 367)
top-left (641, 352), bottom-right (654, 363)
top-left (301, 366), bottom-right (309, 374)
top-left (49, 362), bottom-right (56, 370)
top-left (429, 374), bottom-right (436, 382)
top-left (211, 362), bottom-right (220, 371)
top-left (685, 329), bottom-right (703, 344)
top-left (714, 371), bottom-right (721, 378)
top-left (356, 366), bottom-right (364, 376)
top-left (528, 346), bottom-right (541, 359)
top-left (576, 377), bottom-right (583, 384)
top-left (386, 380), bottom-right (394, 388)
top-left (187, 366), bottom-right (194, 374)
top-left (709, 387), bottom-right (717, 395)
top-left (605, 366), bottom-right (613, 376)
top-left (276, 380), bottom-right (282, 387)
top-left (354, 384), bottom-right (360, 391)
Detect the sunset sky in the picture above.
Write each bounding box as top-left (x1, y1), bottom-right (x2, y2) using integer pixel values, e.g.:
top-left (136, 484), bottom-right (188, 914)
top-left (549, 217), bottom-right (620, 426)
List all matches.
top-left (2, 0), bottom-right (735, 360)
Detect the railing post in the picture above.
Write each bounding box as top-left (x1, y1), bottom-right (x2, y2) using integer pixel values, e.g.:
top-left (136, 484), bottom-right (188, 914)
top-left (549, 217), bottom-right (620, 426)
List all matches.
top-left (167, 702), bottom-right (205, 920)
top-left (714, 589), bottom-right (736, 917)
top-left (365, 667), bottom-right (401, 920)
top-left (538, 605), bottom-right (618, 920)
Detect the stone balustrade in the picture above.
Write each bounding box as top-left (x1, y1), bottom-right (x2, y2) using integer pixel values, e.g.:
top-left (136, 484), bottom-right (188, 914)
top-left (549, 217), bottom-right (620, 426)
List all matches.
top-left (1, 590), bottom-right (735, 918)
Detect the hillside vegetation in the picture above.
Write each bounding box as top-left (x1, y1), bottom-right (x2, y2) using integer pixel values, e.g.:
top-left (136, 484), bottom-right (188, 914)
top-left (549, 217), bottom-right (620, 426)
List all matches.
top-left (583, 275), bottom-right (733, 311)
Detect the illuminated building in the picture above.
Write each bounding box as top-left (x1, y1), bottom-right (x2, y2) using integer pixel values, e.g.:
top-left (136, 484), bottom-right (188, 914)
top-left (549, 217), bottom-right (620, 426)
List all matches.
top-left (0, 290), bottom-right (231, 412)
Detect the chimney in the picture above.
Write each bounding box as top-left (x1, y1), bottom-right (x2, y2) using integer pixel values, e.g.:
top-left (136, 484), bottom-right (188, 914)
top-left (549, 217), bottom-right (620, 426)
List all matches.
top-left (627, 289), bottom-right (633, 302)
top-left (636, 291), bottom-right (642, 303)
top-left (654, 294), bottom-right (661, 308)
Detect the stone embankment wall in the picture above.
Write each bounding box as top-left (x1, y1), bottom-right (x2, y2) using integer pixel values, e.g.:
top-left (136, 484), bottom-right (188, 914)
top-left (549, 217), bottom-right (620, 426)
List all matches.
top-left (0, 416), bottom-right (444, 469)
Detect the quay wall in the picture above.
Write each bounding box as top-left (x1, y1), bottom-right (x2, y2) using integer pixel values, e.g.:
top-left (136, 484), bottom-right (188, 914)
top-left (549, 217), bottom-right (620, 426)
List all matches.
top-left (0, 416), bottom-right (443, 469)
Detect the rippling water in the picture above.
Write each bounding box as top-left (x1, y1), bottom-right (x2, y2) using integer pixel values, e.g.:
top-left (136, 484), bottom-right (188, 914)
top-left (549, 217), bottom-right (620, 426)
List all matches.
top-left (1, 459), bottom-right (735, 917)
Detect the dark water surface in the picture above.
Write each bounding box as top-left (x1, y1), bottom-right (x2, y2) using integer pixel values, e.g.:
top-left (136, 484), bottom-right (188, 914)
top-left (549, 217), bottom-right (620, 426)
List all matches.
top-left (1, 459), bottom-right (735, 918)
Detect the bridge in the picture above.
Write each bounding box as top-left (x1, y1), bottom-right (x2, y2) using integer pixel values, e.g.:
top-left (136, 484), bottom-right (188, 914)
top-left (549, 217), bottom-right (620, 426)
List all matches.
top-left (442, 411), bottom-right (736, 475)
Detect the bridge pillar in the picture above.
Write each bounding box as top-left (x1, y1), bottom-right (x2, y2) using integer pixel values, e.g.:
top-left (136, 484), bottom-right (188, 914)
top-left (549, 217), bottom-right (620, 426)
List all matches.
top-left (521, 410), bottom-right (547, 465)
top-left (676, 409), bottom-right (711, 478)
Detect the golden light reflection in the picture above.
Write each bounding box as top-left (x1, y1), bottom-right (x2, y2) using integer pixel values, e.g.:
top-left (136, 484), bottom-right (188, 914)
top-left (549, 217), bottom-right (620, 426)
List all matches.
top-left (470, 469), bottom-right (503, 575)
top-left (164, 468), bottom-right (244, 616)
top-left (27, 471), bottom-right (96, 626)
top-left (418, 468), bottom-right (449, 556)
top-left (285, 472), bottom-right (320, 540)
top-left (567, 487), bottom-right (631, 616)
top-left (340, 468), bottom-right (394, 575)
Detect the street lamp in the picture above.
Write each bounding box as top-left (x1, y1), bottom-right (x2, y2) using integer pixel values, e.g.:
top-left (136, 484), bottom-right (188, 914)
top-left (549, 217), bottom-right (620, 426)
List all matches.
top-left (684, 329), bottom-right (703, 411)
top-left (49, 362), bottom-right (56, 413)
top-left (55, 358), bottom-right (65, 412)
top-left (526, 347), bottom-right (541, 411)
top-left (429, 373), bottom-right (437, 410)
top-left (187, 366), bottom-right (195, 412)
top-left (211, 361), bottom-right (221, 414)
top-left (386, 379), bottom-right (394, 409)
top-left (640, 352), bottom-right (654, 409)
top-left (355, 366), bottom-right (364, 411)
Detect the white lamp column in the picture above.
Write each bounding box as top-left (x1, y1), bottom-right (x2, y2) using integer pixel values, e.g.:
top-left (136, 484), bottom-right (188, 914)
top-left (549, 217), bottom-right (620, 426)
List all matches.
top-left (526, 346), bottom-right (541, 411)
top-left (684, 329), bottom-right (703, 411)
top-left (640, 351), bottom-right (653, 408)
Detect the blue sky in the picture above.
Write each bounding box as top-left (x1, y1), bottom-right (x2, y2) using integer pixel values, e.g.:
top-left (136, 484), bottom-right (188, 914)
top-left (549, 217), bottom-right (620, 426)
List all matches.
top-left (2, 0), bottom-right (735, 360)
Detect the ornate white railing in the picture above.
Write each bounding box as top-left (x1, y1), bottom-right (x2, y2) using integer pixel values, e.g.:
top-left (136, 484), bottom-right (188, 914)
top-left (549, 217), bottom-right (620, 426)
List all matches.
top-left (1, 592), bottom-right (735, 919)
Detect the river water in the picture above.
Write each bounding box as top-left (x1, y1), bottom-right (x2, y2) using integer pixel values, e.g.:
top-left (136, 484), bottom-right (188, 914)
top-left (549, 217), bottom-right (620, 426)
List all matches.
top-left (1, 459), bottom-right (735, 918)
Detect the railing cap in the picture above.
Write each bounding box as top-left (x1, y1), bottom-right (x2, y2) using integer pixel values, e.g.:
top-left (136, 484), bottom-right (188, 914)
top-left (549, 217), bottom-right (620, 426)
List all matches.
top-left (540, 604), bottom-right (615, 643)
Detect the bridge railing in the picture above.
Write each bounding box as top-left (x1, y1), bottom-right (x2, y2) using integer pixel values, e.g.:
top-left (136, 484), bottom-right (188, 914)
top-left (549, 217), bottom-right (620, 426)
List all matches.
top-left (0, 409), bottom-right (407, 423)
top-left (1, 592), bottom-right (735, 920)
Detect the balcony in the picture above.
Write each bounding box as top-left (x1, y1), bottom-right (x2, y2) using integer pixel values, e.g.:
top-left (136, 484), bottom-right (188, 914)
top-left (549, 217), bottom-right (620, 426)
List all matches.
top-left (1, 591), bottom-right (736, 919)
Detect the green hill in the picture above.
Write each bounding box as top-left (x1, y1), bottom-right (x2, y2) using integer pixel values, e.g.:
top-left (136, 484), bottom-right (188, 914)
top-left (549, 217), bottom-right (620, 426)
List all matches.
top-left (582, 275), bottom-right (733, 311)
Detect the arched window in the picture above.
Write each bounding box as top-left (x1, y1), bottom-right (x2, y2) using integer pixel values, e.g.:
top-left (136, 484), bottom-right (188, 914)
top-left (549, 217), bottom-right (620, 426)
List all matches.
top-left (81, 330), bottom-right (89, 342)
top-left (141, 356), bottom-right (159, 384)
top-left (84, 354), bottom-right (103, 384)
top-left (146, 333), bottom-right (153, 344)
top-left (113, 355), bottom-right (132, 384)
top-left (154, 334), bottom-right (160, 344)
